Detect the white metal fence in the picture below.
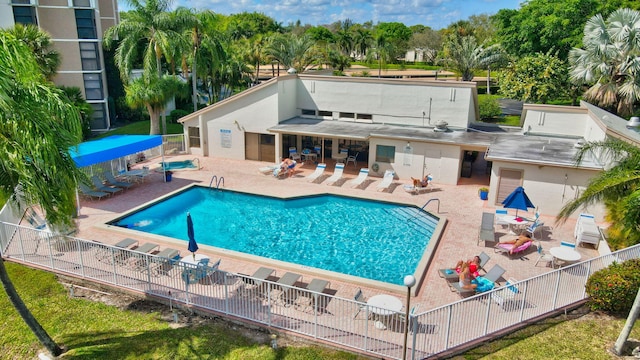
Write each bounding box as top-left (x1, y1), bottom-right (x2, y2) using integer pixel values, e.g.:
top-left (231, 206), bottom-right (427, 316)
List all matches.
top-left (1, 219), bottom-right (638, 359)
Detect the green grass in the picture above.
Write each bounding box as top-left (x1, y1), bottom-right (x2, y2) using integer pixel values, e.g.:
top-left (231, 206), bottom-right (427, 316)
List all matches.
top-left (0, 262), bottom-right (363, 359)
top-left (93, 121), bottom-right (183, 140)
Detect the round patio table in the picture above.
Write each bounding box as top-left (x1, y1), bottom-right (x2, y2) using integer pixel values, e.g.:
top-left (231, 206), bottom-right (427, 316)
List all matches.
top-left (367, 294), bottom-right (403, 316)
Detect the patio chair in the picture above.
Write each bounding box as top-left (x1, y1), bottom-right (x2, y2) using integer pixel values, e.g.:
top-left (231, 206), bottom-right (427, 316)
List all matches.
top-left (306, 163), bottom-right (326, 182)
top-left (575, 213), bottom-right (600, 249)
top-left (523, 220), bottom-right (543, 240)
top-left (326, 163), bottom-right (345, 186)
top-left (25, 207), bottom-right (48, 230)
top-left (495, 209), bottom-right (510, 227)
top-left (91, 175), bottom-right (123, 195)
top-left (182, 258), bottom-right (221, 285)
top-left (491, 278), bottom-right (519, 308)
top-left (78, 183), bottom-right (110, 200)
top-left (534, 242), bottom-right (555, 268)
top-left (347, 168), bottom-right (369, 188)
top-left (450, 264), bottom-right (505, 295)
top-left (259, 165), bottom-right (279, 175)
top-left (376, 170), bottom-right (395, 192)
top-left (477, 212), bottom-right (496, 246)
top-left (289, 147), bottom-right (302, 162)
top-left (103, 171), bottom-right (133, 190)
top-left (345, 152), bottom-right (359, 168)
top-left (353, 288), bottom-right (369, 319)
top-left (438, 251), bottom-right (491, 281)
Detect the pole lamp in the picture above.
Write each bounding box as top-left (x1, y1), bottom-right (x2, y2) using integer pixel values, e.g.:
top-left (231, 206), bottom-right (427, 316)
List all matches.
top-left (402, 275), bottom-right (416, 360)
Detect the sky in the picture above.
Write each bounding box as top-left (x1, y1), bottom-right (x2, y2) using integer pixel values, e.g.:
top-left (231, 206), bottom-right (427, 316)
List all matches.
top-left (118, 0), bottom-right (523, 30)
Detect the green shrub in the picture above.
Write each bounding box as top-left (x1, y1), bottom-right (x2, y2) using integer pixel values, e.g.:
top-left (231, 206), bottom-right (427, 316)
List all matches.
top-left (478, 96), bottom-right (502, 120)
top-left (170, 109), bottom-right (190, 123)
top-left (585, 259), bottom-right (640, 313)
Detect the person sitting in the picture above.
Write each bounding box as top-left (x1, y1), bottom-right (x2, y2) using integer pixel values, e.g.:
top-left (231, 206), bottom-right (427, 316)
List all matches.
top-left (421, 174), bottom-right (433, 187)
top-left (458, 262), bottom-right (477, 291)
top-left (500, 233), bottom-right (532, 254)
top-left (452, 256), bottom-right (480, 278)
top-left (286, 159), bottom-right (297, 177)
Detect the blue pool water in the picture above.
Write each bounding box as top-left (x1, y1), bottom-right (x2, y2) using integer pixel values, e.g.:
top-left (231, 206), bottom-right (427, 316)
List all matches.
top-left (113, 187), bottom-right (438, 285)
top-left (160, 160), bottom-right (197, 171)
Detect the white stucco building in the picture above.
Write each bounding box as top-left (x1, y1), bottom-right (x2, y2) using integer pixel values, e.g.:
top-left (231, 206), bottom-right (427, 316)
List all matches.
top-left (179, 74), bottom-right (640, 219)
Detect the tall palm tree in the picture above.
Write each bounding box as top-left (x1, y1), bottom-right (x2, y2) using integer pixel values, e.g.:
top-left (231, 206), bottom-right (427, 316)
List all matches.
top-left (353, 28), bottom-right (373, 60)
top-left (568, 8), bottom-right (640, 117)
top-left (556, 138), bottom-right (640, 248)
top-left (104, 0), bottom-right (188, 134)
top-left (125, 73), bottom-right (183, 134)
top-left (5, 24), bottom-right (60, 80)
top-left (366, 34), bottom-right (395, 78)
top-left (442, 34), bottom-right (503, 81)
top-left (0, 31), bottom-right (85, 358)
top-left (265, 33), bottom-right (318, 74)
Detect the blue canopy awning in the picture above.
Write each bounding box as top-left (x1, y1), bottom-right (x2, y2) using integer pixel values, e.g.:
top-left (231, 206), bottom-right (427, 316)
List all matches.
top-left (70, 135), bottom-right (162, 167)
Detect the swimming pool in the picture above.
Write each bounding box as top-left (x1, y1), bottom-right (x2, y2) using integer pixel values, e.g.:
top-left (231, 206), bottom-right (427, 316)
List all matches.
top-left (160, 159), bottom-right (198, 171)
top-left (111, 186), bottom-right (439, 286)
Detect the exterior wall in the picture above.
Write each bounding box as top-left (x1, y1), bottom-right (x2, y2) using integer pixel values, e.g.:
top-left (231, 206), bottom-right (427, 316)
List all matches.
top-left (368, 137), bottom-right (462, 184)
top-left (38, 7), bottom-right (77, 39)
top-left (0, 4), bottom-right (14, 26)
top-left (296, 76), bottom-right (476, 129)
top-left (195, 84), bottom-right (281, 159)
top-left (489, 160), bottom-right (605, 219)
top-left (277, 76), bottom-right (298, 121)
top-left (522, 104), bottom-right (608, 142)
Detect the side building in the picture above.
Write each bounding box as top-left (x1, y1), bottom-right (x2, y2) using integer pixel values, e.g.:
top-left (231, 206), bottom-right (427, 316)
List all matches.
top-left (0, 0), bottom-right (118, 132)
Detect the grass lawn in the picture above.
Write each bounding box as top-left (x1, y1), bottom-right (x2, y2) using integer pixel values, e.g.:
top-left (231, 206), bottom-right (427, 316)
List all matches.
top-left (93, 120), bottom-right (183, 139)
top-left (0, 262), bottom-right (363, 359)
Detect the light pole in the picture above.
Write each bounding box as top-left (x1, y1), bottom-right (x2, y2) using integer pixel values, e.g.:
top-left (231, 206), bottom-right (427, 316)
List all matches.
top-left (403, 275), bottom-right (416, 360)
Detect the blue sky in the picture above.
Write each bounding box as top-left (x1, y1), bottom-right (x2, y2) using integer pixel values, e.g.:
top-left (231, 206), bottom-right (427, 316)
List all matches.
top-left (119, 0), bottom-right (523, 30)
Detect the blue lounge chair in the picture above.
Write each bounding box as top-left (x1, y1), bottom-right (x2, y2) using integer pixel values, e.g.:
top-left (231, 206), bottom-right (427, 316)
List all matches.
top-left (78, 183), bottom-right (110, 200)
top-left (103, 171), bottom-right (134, 190)
top-left (91, 175), bottom-right (123, 195)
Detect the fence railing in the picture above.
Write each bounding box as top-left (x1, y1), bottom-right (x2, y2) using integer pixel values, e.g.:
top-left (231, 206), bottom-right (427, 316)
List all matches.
top-left (1, 220), bottom-right (638, 359)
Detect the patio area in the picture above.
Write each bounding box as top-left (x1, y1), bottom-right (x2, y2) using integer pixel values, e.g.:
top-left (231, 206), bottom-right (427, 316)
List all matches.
top-left (69, 154), bottom-right (601, 310)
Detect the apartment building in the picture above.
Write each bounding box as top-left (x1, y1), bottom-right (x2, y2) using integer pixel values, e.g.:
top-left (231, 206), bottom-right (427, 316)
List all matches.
top-left (0, 0), bottom-right (119, 131)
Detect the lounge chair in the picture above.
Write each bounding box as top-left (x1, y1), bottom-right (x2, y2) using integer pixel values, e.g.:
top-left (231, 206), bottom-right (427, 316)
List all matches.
top-left (574, 213), bottom-right (600, 249)
top-left (326, 163), bottom-right (345, 186)
top-left (376, 170), bottom-right (395, 192)
top-left (103, 171), bottom-right (133, 190)
top-left (438, 251), bottom-right (490, 281)
top-left (403, 183), bottom-right (431, 194)
top-left (495, 240), bottom-right (533, 257)
top-left (78, 183), bottom-right (110, 200)
top-left (307, 163), bottom-right (326, 182)
top-left (491, 278), bottom-right (520, 308)
top-left (353, 288), bottom-right (369, 319)
top-left (477, 212), bottom-right (497, 246)
top-left (91, 175), bottom-right (123, 195)
top-left (259, 165), bottom-right (279, 175)
top-left (451, 264), bottom-right (506, 295)
top-left (347, 168), bottom-right (369, 188)
top-left (25, 208), bottom-right (48, 230)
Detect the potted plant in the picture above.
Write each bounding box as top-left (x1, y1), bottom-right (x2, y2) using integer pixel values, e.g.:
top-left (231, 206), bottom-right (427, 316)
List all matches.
top-left (478, 187), bottom-right (489, 200)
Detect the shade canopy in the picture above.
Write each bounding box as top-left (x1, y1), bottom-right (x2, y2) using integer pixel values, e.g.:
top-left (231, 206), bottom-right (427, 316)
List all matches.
top-left (501, 187), bottom-right (535, 215)
top-left (187, 212), bottom-right (199, 254)
top-left (70, 135), bottom-right (162, 167)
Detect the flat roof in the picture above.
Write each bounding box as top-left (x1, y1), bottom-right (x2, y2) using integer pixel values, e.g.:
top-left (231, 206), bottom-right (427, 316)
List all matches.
top-left (486, 133), bottom-right (603, 169)
top-left (269, 117), bottom-right (497, 147)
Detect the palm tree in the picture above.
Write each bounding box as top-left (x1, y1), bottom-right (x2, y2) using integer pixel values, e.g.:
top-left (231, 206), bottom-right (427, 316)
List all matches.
top-left (442, 34), bottom-right (503, 81)
top-left (125, 73), bottom-right (183, 134)
top-left (265, 33), bottom-right (318, 74)
top-left (568, 8), bottom-right (640, 117)
top-left (367, 34), bottom-right (395, 78)
top-left (103, 0), bottom-right (189, 134)
top-left (5, 24), bottom-right (60, 80)
top-left (556, 138), bottom-right (640, 248)
top-left (0, 31), bottom-right (86, 358)
top-left (353, 28), bottom-right (373, 60)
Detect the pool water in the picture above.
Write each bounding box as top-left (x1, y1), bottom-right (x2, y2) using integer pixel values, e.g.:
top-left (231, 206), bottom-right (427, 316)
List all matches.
top-left (113, 187), bottom-right (438, 285)
top-left (160, 160), bottom-right (197, 171)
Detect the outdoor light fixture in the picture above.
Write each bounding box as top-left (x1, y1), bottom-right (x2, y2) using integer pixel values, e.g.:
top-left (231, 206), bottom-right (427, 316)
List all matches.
top-left (403, 275), bottom-right (416, 360)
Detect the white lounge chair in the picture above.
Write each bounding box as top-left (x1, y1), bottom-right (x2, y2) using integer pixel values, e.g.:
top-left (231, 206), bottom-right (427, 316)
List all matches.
top-left (326, 163), bottom-right (345, 186)
top-left (307, 163), bottom-right (326, 182)
top-left (347, 168), bottom-right (369, 188)
top-left (376, 170), bottom-right (395, 192)
top-left (258, 165), bottom-right (279, 175)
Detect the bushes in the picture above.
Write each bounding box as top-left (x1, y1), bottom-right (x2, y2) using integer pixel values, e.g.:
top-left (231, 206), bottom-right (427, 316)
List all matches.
top-left (586, 259), bottom-right (640, 313)
top-left (170, 109), bottom-right (190, 123)
top-left (479, 96), bottom-right (502, 121)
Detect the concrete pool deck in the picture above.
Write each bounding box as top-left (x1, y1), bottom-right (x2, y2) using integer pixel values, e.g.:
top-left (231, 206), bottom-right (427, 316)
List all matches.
top-left (72, 154), bottom-right (600, 310)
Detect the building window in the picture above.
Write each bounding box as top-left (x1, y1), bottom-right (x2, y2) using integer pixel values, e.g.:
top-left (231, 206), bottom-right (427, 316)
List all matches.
top-left (89, 103), bottom-right (107, 129)
top-left (301, 109), bottom-right (315, 116)
top-left (318, 110), bottom-right (332, 117)
top-left (375, 145), bottom-right (395, 163)
top-left (357, 113), bottom-right (372, 120)
top-left (188, 127), bottom-right (201, 148)
top-left (83, 73), bottom-right (103, 100)
top-left (73, 0), bottom-right (92, 7)
top-left (79, 42), bottom-right (101, 70)
top-left (75, 9), bottom-right (97, 39)
top-left (13, 5), bottom-right (37, 25)
top-left (339, 112), bottom-right (355, 119)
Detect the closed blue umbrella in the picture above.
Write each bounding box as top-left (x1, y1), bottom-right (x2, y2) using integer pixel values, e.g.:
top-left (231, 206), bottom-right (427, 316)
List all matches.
top-left (187, 212), bottom-right (198, 259)
top-left (501, 186), bottom-right (535, 217)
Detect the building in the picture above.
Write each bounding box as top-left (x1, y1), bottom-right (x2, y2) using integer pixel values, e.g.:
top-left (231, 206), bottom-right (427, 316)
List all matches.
top-left (0, 0), bottom-right (118, 132)
top-left (178, 74), bottom-right (640, 219)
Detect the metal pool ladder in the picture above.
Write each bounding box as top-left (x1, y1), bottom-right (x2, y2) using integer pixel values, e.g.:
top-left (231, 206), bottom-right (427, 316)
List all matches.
top-left (209, 175), bottom-right (224, 189)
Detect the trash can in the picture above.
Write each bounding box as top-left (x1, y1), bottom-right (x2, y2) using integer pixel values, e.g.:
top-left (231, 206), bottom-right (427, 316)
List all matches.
top-left (165, 171), bottom-right (173, 182)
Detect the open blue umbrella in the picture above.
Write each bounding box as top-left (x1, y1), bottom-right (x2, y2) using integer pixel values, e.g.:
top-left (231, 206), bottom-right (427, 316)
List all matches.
top-left (186, 212), bottom-right (198, 260)
top-left (501, 186), bottom-right (535, 217)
